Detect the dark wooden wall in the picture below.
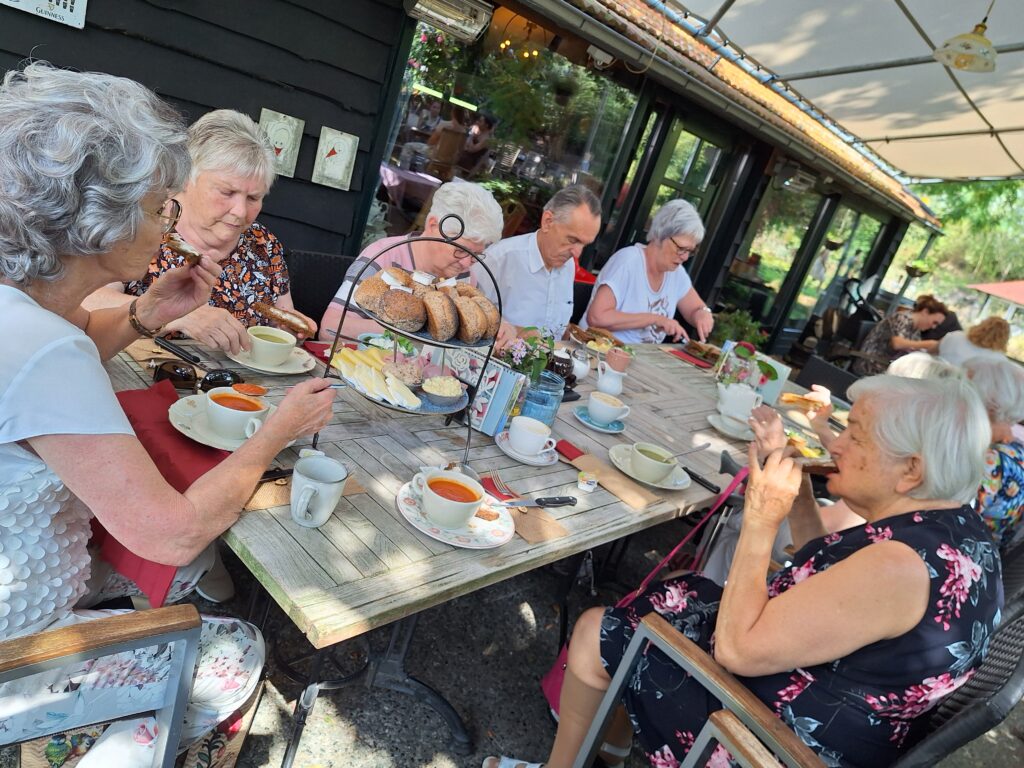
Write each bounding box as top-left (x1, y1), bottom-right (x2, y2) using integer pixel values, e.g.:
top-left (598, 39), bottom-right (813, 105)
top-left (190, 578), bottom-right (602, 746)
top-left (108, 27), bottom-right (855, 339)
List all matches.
top-left (0, 0), bottom-right (412, 256)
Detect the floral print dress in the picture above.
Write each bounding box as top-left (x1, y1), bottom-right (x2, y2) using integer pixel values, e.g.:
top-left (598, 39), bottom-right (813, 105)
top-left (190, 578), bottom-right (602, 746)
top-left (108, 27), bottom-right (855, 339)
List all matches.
top-left (852, 312), bottom-right (918, 376)
top-left (600, 506), bottom-right (1003, 768)
top-left (977, 440), bottom-right (1024, 550)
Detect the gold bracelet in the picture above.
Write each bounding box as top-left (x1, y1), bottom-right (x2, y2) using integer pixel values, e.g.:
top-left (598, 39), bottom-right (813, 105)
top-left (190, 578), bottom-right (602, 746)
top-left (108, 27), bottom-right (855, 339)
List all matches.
top-left (128, 298), bottom-right (161, 338)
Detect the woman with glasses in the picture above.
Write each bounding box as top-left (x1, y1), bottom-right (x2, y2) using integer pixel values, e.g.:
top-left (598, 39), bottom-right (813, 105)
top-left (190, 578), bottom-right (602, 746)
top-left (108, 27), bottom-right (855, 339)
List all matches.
top-left (86, 109), bottom-right (317, 356)
top-left (0, 63), bottom-right (336, 762)
top-left (583, 199), bottom-right (714, 344)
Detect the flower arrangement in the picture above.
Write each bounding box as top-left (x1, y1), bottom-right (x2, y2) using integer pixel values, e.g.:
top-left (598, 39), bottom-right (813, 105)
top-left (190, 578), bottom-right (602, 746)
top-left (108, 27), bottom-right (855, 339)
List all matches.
top-left (498, 329), bottom-right (554, 382)
top-left (716, 341), bottom-right (779, 388)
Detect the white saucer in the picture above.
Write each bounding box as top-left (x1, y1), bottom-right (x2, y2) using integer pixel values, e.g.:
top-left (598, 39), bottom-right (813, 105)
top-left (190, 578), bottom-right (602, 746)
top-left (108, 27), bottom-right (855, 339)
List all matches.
top-left (395, 481), bottom-right (515, 549)
top-left (608, 444), bottom-right (691, 490)
top-left (572, 406), bottom-right (625, 434)
top-left (495, 431), bottom-right (559, 466)
top-left (707, 413), bottom-right (755, 441)
top-left (225, 346), bottom-right (316, 375)
top-left (168, 394), bottom-right (282, 452)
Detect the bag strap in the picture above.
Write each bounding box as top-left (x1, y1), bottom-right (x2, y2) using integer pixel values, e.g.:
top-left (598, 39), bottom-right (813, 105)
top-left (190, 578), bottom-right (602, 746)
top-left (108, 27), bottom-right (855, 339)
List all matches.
top-left (616, 467), bottom-right (749, 609)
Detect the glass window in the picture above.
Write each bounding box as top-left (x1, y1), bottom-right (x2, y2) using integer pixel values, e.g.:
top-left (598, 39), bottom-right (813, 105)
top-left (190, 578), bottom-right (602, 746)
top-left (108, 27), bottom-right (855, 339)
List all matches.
top-left (881, 224), bottom-right (931, 294)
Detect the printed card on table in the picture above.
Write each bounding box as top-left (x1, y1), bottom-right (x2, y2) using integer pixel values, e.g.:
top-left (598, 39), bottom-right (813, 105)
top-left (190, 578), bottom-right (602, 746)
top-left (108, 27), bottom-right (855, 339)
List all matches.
top-left (419, 348), bottom-right (526, 436)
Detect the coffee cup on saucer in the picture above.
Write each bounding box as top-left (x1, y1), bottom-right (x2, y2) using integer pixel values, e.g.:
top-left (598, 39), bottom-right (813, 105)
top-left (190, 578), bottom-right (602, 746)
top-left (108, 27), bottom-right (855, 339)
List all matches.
top-left (291, 451), bottom-right (349, 528)
top-left (247, 325), bottom-right (296, 367)
top-left (587, 391), bottom-right (630, 426)
top-left (205, 387), bottom-right (268, 440)
top-left (716, 382), bottom-right (762, 428)
top-left (508, 416), bottom-right (556, 456)
top-left (630, 442), bottom-right (677, 484)
top-left (411, 469), bottom-right (485, 529)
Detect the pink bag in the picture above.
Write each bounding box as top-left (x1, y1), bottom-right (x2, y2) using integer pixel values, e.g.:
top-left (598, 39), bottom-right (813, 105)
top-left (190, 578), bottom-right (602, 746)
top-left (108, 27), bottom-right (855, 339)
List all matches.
top-left (541, 469), bottom-right (748, 717)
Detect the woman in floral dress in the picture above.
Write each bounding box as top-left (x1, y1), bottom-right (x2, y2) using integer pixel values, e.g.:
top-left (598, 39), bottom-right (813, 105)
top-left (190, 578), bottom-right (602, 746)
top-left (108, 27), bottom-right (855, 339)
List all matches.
top-left (484, 374), bottom-right (1001, 768)
top-left (852, 295), bottom-right (948, 375)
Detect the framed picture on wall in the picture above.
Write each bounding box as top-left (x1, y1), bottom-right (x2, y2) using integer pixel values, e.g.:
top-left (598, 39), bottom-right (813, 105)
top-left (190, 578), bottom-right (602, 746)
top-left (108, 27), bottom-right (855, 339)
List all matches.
top-left (311, 127), bottom-right (359, 191)
top-left (259, 108), bottom-right (304, 179)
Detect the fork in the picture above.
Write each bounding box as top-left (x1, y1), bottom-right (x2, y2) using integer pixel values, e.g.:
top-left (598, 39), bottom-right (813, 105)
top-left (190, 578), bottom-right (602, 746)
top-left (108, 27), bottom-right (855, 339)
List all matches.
top-left (486, 470), bottom-right (519, 499)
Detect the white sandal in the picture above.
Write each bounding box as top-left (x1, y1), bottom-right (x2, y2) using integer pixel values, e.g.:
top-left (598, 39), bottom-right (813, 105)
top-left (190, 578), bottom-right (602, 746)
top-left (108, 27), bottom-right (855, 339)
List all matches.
top-left (481, 758), bottom-right (544, 768)
top-left (599, 740), bottom-right (631, 768)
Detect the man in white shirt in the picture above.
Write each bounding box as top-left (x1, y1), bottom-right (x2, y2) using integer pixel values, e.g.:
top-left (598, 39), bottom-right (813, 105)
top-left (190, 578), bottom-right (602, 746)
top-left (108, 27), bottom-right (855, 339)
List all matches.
top-left (473, 185), bottom-right (601, 340)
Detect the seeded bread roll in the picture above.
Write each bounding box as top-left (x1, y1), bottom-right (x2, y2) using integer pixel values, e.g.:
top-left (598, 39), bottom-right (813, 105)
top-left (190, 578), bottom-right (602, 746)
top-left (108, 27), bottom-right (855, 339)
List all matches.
top-left (410, 282), bottom-right (435, 299)
top-left (438, 286), bottom-right (460, 300)
top-left (471, 295), bottom-right (500, 339)
top-left (453, 296), bottom-right (486, 344)
top-left (353, 274), bottom-right (390, 315)
top-left (455, 283), bottom-right (483, 299)
top-left (422, 291), bottom-right (458, 342)
top-left (381, 266), bottom-right (413, 288)
top-left (378, 289), bottom-right (426, 333)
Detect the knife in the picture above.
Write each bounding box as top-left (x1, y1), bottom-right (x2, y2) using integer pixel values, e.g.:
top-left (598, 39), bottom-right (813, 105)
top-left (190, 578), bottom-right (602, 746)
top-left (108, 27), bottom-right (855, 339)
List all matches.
top-left (682, 466), bottom-right (720, 494)
top-left (491, 496), bottom-right (577, 508)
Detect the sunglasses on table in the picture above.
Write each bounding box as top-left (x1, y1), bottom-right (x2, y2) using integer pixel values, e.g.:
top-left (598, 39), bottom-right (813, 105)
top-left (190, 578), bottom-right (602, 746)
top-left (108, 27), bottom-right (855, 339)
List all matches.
top-left (149, 359), bottom-right (244, 392)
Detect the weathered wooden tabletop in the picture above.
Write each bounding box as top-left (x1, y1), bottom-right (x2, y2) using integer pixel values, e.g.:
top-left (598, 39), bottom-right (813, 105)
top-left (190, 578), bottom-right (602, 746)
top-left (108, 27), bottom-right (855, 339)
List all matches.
top-left (106, 343), bottom-right (747, 649)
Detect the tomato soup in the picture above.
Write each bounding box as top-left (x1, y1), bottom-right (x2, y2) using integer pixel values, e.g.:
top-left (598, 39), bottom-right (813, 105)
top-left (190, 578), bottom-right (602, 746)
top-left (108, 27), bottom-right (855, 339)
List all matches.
top-left (210, 393), bottom-right (264, 412)
top-left (427, 478), bottom-right (480, 503)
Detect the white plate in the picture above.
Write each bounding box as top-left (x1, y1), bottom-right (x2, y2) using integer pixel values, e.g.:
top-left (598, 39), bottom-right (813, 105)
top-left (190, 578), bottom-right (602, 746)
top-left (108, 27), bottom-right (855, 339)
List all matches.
top-left (608, 444), bottom-right (691, 490)
top-left (572, 406), bottom-right (625, 434)
top-left (707, 413), bottom-right (755, 441)
top-left (494, 431), bottom-right (559, 467)
top-left (225, 346), bottom-right (316, 375)
top-left (395, 481), bottom-right (515, 549)
top-left (168, 395), bottom-right (284, 452)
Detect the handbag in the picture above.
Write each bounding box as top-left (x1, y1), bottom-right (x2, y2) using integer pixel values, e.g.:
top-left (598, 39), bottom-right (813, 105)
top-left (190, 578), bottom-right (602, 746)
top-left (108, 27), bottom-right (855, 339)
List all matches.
top-left (540, 468), bottom-right (748, 717)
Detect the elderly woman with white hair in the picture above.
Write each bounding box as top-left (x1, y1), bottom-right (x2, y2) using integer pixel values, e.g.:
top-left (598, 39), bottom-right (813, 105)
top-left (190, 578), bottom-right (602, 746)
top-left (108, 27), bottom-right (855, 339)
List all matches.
top-left (486, 375), bottom-right (1001, 768)
top-left (963, 355), bottom-right (1024, 549)
top-left (86, 108), bottom-right (316, 353)
top-left (0, 63), bottom-right (336, 761)
top-left (583, 199), bottom-right (714, 343)
top-left (322, 180), bottom-right (514, 344)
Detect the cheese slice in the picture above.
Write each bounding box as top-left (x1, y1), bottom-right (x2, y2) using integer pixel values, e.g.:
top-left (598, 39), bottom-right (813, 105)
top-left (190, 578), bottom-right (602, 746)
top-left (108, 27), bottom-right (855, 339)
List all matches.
top-left (369, 367), bottom-right (390, 400)
top-left (385, 376), bottom-right (421, 410)
top-left (354, 363), bottom-right (377, 397)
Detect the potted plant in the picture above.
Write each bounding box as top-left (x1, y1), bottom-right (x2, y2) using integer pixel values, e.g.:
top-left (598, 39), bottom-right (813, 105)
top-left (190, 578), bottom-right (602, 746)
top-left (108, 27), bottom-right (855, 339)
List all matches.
top-left (498, 329), bottom-right (555, 383)
top-left (708, 309), bottom-right (765, 350)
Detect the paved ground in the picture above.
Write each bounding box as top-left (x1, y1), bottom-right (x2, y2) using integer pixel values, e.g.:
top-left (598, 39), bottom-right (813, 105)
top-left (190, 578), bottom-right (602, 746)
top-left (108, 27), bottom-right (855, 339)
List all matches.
top-left (3, 518), bottom-right (1023, 767)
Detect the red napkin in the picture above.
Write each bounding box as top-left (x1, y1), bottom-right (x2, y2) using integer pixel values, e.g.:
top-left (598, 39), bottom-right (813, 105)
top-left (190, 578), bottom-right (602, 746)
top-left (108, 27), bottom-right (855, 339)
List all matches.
top-left (481, 476), bottom-right (516, 501)
top-left (92, 380), bottom-right (230, 607)
top-left (302, 340), bottom-right (355, 362)
top-left (556, 439), bottom-right (584, 461)
top-left (667, 348), bottom-right (713, 369)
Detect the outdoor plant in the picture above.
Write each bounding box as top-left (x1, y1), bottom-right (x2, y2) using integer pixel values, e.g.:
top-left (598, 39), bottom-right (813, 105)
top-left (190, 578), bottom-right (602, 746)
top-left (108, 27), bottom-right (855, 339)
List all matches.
top-left (716, 341), bottom-right (779, 389)
top-left (498, 329), bottom-right (554, 382)
top-left (709, 309), bottom-right (766, 349)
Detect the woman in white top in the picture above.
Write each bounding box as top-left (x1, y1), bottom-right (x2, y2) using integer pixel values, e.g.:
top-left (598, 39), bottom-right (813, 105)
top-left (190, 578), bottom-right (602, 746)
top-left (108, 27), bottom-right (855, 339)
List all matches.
top-left (939, 316), bottom-right (1010, 367)
top-left (0, 63), bottom-right (335, 760)
top-left (583, 199), bottom-right (714, 344)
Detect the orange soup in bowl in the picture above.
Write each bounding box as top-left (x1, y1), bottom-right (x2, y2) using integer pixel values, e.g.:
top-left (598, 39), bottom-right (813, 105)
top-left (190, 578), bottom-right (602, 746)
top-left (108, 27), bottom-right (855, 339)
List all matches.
top-left (209, 393), bottom-right (264, 412)
top-left (427, 478), bottom-right (480, 503)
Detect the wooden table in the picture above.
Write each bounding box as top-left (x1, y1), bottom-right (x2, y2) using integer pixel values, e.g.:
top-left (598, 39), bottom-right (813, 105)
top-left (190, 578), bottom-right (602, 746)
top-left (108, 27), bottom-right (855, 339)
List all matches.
top-left (107, 342), bottom-right (747, 762)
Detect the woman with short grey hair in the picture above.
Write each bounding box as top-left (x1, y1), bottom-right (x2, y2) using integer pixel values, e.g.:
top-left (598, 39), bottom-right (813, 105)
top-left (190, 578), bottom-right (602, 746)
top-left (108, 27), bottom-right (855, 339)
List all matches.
top-left (0, 63), bottom-right (336, 759)
top-left (85, 108), bottom-right (317, 357)
top-left (584, 198), bottom-right (714, 344)
top-left (964, 355), bottom-right (1024, 548)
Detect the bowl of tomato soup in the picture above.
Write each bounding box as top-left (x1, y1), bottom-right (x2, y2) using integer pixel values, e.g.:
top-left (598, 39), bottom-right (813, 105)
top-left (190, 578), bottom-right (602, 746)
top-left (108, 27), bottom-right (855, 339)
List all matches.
top-left (205, 387), bottom-right (269, 440)
top-left (411, 469), bottom-right (484, 529)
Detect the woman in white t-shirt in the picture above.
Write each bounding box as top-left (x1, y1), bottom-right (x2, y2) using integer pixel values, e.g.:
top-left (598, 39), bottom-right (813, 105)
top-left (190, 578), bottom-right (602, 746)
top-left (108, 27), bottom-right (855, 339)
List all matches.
top-left (939, 315), bottom-right (1010, 367)
top-left (0, 64), bottom-right (337, 760)
top-left (583, 199), bottom-right (714, 344)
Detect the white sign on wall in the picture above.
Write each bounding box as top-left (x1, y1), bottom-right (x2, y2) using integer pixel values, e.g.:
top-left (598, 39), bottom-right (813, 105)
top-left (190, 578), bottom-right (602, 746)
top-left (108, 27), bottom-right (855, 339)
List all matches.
top-left (1, 0), bottom-right (87, 29)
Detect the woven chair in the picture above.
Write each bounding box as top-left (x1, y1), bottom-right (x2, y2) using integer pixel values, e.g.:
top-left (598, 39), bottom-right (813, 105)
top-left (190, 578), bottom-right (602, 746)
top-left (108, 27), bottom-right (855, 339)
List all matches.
top-left (284, 250), bottom-right (354, 329)
top-left (794, 355), bottom-right (859, 402)
top-left (0, 604), bottom-right (202, 768)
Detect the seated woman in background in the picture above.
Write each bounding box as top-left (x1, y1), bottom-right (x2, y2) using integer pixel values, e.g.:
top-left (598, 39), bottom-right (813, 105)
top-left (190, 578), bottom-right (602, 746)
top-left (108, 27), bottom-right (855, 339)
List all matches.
top-left (939, 316), bottom-right (1010, 367)
top-left (852, 294), bottom-right (948, 375)
top-left (85, 109), bottom-right (317, 355)
top-left (963, 356), bottom-right (1024, 549)
top-left (486, 375), bottom-right (1001, 768)
top-left (582, 199), bottom-right (714, 344)
top-left (0, 63), bottom-right (336, 761)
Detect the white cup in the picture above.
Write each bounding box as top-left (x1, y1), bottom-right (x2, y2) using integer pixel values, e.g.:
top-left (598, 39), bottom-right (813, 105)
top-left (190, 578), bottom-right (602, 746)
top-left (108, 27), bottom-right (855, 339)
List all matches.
top-left (508, 415), bottom-right (555, 456)
top-left (205, 387), bottom-right (268, 440)
top-left (630, 442), bottom-right (677, 484)
top-left (411, 469), bottom-right (484, 529)
top-left (588, 391), bottom-right (630, 426)
top-left (247, 325), bottom-right (296, 367)
top-left (716, 383), bottom-right (763, 427)
top-left (291, 452), bottom-right (349, 528)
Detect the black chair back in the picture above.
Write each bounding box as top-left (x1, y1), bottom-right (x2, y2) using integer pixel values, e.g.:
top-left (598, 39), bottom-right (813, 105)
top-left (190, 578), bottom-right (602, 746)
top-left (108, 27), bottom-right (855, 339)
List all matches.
top-left (570, 281), bottom-right (594, 326)
top-left (794, 355), bottom-right (859, 402)
top-left (284, 250), bottom-right (354, 330)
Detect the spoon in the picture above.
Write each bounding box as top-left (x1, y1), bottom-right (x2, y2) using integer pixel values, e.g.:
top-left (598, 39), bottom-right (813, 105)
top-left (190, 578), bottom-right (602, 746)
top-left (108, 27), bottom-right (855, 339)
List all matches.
top-left (671, 442), bottom-right (712, 460)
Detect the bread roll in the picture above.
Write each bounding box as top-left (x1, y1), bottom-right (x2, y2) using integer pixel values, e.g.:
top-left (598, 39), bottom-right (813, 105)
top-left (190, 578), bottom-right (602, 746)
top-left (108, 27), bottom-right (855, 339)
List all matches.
top-left (353, 274), bottom-right (390, 315)
top-left (380, 266), bottom-right (413, 288)
top-left (438, 286), bottom-right (460, 300)
top-left (410, 282), bottom-right (435, 299)
top-left (423, 291), bottom-right (458, 342)
top-left (455, 283), bottom-right (483, 299)
top-left (453, 296), bottom-right (486, 344)
top-left (471, 295), bottom-right (500, 339)
top-left (378, 289), bottom-right (426, 333)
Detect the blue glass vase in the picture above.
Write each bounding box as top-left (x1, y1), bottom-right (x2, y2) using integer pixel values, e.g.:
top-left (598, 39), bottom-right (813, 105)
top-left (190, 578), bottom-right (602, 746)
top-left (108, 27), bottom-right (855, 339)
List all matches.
top-left (519, 370), bottom-right (565, 428)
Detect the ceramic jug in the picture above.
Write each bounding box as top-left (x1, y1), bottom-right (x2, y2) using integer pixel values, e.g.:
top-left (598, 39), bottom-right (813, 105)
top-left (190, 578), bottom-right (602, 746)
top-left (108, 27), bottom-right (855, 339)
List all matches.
top-left (596, 361), bottom-right (626, 397)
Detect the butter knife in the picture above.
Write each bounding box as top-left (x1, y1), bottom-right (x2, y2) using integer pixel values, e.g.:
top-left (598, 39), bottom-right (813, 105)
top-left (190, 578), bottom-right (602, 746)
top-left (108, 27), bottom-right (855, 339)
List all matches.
top-left (491, 496), bottom-right (577, 508)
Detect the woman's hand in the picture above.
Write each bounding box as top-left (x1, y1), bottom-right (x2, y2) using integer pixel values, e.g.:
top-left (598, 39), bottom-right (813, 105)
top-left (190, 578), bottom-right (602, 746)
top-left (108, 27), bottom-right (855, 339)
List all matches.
top-left (743, 442), bottom-right (802, 529)
top-left (494, 320), bottom-right (517, 353)
top-left (162, 305), bottom-right (251, 355)
top-left (137, 256), bottom-right (220, 329)
top-left (651, 314), bottom-right (688, 342)
top-left (748, 405), bottom-right (787, 462)
top-left (691, 308), bottom-right (714, 343)
top-left (264, 378), bottom-right (336, 441)
top-left (806, 385), bottom-right (835, 437)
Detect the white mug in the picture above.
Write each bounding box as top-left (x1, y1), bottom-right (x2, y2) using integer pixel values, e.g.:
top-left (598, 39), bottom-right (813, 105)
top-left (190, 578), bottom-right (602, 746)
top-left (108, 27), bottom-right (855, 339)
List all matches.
top-left (411, 469), bottom-right (484, 529)
top-left (630, 442), bottom-right (677, 484)
top-left (588, 391), bottom-right (630, 426)
top-left (291, 451), bottom-right (349, 528)
top-left (596, 361), bottom-right (626, 397)
top-left (205, 387), bottom-right (268, 440)
top-left (247, 325), bottom-right (296, 367)
top-left (508, 415), bottom-right (555, 456)
top-left (717, 382), bottom-right (763, 426)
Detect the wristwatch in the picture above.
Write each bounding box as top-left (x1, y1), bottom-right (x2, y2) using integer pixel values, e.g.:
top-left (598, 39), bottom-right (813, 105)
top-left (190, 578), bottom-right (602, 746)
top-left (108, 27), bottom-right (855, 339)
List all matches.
top-left (128, 298), bottom-right (162, 338)
top-left (698, 306), bottom-right (713, 313)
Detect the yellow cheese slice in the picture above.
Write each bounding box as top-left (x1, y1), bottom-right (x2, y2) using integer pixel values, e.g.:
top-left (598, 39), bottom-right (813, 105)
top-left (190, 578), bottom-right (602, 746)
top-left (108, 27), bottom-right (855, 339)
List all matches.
top-left (385, 376), bottom-right (421, 410)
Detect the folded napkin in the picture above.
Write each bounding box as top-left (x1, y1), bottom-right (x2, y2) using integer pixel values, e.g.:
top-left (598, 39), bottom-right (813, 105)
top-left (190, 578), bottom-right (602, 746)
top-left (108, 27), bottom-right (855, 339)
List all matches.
top-left (555, 440), bottom-right (662, 512)
top-left (665, 347), bottom-right (713, 369)
top-left (244, 473), bottom-right (367, 511)
top-left (480, 476), bottom-right (568, 544)
top-left (93, 380), bottom-right (230, 607)
top-left (303, 340), bottom-right (356, 363)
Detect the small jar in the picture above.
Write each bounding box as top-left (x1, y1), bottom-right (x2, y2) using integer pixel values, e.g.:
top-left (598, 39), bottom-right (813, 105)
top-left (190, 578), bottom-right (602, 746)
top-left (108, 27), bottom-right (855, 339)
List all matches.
top-left (520, 370), bottom-right (565, 428)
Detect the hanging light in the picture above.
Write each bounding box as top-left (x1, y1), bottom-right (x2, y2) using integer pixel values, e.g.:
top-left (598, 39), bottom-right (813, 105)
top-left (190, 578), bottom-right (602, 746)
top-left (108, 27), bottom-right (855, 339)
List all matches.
top-left (933, 0), bottom-right (998, 73)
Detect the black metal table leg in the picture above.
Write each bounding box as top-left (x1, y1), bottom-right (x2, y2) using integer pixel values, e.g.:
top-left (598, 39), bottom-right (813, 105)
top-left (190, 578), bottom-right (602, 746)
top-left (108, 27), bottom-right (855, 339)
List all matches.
top-left (280, 648), bottom-right (325, 768)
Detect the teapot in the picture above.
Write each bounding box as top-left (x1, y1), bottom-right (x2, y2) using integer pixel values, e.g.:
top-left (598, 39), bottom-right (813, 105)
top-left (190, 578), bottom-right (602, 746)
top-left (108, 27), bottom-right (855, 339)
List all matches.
top-left (716, 382), bottom-right (762, 426)
top-left (596, 361), bottom-right (627, 397)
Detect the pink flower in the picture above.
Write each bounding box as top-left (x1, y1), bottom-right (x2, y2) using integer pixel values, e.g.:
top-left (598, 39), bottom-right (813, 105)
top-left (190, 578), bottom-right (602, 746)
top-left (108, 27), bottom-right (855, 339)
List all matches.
top-left (935, 544), bottom-right (983, 630)
top-left (913, 512), bottom-right (923, 522)
top-left (675, 730), bottom-right (695, 753)
top-left (647, 745), bottom-right (680, 768)
top-left (824, 532), bottom-right (841, 545)
top-left (865, 672), bottom-right (972, 745)
top-left (865, 523), bottom-right (893, 543)
top-left (774, 669), bottom-right (815, 712)
top-left (420, 33), bottom-right (427, 42)
top-left (706, 744), bottom-right (734, 768)
top-left (649, 581), bottom-right (698, 615)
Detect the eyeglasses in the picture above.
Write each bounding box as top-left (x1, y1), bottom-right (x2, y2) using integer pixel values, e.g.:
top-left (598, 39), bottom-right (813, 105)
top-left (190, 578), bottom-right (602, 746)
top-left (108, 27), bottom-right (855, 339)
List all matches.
top-left (150, 359), bottom-right (244, 392)
top-left (451, 244), bottom-right (485, 262)
top-left (668, 236), bottom-right (697, 258)
top-left (149, 199), bottom-right (181, 234)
